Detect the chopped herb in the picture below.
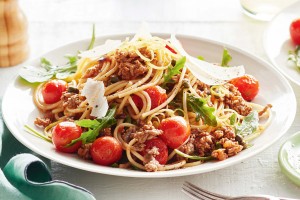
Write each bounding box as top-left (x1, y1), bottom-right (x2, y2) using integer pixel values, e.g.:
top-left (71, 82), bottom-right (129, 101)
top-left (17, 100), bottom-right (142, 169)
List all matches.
top-left (288, 46), bottom-right (300, 68)
top-left (187, 95), bottom-right (217, 127)
top-left (162, 56), bottom-right (186, 87)
top-left (221, 48), bottom-right (232, 67)
top-left (174, 149), bottom-right (213, 161)
top-left (236, 111), bottom-right (259, 137)
top-left (197, 56), bottom-right (204, 60)
top-left (230, 113), bottom-right (237, 125)
top-left (66, 106), bottom-right (117, 146)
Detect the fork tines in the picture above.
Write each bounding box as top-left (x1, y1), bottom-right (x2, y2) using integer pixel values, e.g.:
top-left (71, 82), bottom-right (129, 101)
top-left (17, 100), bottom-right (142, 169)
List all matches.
top-left (182, 181), bottom-right (228, 200)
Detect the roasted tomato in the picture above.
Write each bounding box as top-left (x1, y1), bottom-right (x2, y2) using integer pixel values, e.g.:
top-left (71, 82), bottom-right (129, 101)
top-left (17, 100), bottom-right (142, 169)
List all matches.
top-left (132, 86), bottom-right (167, 110)
top-left (90, 136), bottom-right (123, 166)
top-left (290, 18), bottom-right (300, 45)
top-left (42, 80), bottom-right (67, 104)
top-left (52, 121), bottom-right (82, 153)
top-left (158, 116), bottom-right (190, 149)
top-left (143, 138), bottom-right (168, 165)
top-left (230, 74), bottom-right (259, 101)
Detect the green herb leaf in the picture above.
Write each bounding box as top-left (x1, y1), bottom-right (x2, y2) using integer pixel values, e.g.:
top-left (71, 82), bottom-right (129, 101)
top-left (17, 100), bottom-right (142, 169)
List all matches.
top-left (67, 106), bottom-right (117, 146)
top-left (230, 113), bottom-right (236, 125)
top-left (174, 149), bottom-right (213, 161)
top-left (87, 24), bottom-right (96, 50)
top-left (162, 56), bottom-right (186, 87)
top-left (187, 95), bottom-right (217, 127)
top-left (197, 56), bottom-right (205, 61)
top-left (40, 57), bottom-right (53, 70)
top-left (221, 48), bottom-right (232, 67)
top-left (236, 111), bottom-right (259, 137)
top-left (288, 46), bottom-right (300, 68)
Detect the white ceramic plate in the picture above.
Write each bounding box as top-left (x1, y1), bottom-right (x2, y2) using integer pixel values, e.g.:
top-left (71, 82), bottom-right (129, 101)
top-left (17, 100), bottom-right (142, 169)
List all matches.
top-left (2, 34), bottom-right (296, 178)
top-left (264, 1), bottom-right (300, 85)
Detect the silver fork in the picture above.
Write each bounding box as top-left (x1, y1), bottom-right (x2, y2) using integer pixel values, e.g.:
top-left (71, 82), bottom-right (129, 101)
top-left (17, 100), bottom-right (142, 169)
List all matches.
top-left (182, 181), bottom-right (299, 200)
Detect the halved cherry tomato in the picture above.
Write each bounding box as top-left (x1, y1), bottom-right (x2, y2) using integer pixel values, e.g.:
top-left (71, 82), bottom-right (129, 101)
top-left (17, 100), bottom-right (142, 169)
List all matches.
top-left (143, 138), bottom-right (168, 165)
top-left (290, 18), bottom-right (300, 45)
top-left (42, 80), bottom-right (67, 104)
top-left (230, 74), bottom-right (259, 101)
top-left (90, 136), bottom-right (123, 166)
top-left (132, 86), bottom-right (167, 110)
top-left (158, 116), bottom-right (190, 149)
top-left (52, 121), bottom-right (82, 153)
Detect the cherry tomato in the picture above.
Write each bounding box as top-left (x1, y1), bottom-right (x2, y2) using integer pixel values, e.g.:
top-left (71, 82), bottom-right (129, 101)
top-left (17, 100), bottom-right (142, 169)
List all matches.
top-left (42, 80), bottom-right (67, 104)
top-left (52, 121), bottom-right (82, 153)
top-left (132, 86), bottom-right (167, 110)
top-left (230, 74), bottom-right (259, 101)
top-left (143, 138), bottom-right (168, 165)
top-left (290, 18), bottom-right (300, 45)
top-left (90, 136), bottom-right (123, 166)
top-left (158, 116), bottom-right (190, 149)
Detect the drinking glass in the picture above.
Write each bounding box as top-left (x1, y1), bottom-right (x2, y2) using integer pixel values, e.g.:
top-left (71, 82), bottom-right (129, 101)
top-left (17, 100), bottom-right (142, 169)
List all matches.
top-left (240, 0), bottom-right (299, 21)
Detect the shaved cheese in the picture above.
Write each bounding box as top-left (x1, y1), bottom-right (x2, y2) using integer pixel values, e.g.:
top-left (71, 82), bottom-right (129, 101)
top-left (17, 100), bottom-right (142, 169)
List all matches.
top-left (79, 39), bottom-right (121, 59)
top-left (131, 22), bottom-right (152, 42)
top-left (81, 78), bottom-right (108, 118)
top-left (170, 34), bottom-right (245, 85)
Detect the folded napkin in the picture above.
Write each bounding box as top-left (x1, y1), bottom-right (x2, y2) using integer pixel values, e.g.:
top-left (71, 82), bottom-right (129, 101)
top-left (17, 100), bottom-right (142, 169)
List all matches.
top-left (0, 100), bottom-right (96, 200)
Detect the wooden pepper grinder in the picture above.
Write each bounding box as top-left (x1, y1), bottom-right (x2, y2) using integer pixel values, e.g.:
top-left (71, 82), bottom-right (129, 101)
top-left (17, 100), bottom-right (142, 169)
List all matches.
top-left (0, 0), bottom-right (28, 67)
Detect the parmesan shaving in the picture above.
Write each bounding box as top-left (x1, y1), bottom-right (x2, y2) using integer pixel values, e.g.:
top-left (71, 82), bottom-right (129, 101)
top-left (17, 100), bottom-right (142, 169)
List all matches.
top-left (79, 39), bottom-right (122, 59)
top-left (170, 34), bottom-right (245, 85)
top-left (81, 78), bottom-right (108, 118)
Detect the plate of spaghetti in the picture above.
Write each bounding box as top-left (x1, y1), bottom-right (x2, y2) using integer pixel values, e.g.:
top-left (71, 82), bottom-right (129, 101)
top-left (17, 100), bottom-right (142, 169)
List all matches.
top-left (2, 29), bottom-right (296, 177)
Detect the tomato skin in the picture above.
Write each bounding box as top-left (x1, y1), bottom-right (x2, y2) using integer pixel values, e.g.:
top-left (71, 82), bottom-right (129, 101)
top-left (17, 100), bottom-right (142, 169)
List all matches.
top-left (158, 116), bottom-right (190, 149)
top-left (42, 80), bottom-right (67, 104)
top-left (90, 136), bottom-right (123, 166)
top-left (290, 18), bottom-right (300, 45)
top-left (52, 122), bottom-right (82, 153)
top-left (132, 86), bottom-right (167, 110)
top-left (230, 74), bottom-right (259, 101)
top-left (143, 138), bottom-right (168, 165)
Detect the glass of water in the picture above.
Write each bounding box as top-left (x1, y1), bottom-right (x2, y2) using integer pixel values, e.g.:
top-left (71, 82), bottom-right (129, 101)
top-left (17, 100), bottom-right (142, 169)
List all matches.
top-left (240, 0), bottom-right (299, 21)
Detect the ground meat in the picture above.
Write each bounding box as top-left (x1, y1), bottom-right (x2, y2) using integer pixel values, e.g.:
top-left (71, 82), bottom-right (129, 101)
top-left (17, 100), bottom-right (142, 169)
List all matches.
top-left (100, 128), bottom-right (112, 137)
top-left (77, 143), bottom-right (92, 160)
top-left (220, 138), bottom-right (243, 157)
top-left (190, 125), bottom-right (243, 160)
top-left (212, 149), bottom-right (228, 161)
top-left (34, 117), bottom-right (52, 128)
top-left (194, 131), bottom-right (215, 157)
top-left (83, 57), bottom-right (109, 78)
top-left (223, 83), bottom-right (252, 116)
top-left (115, 48), bottom-right (150, 80)
top-left (131, 123), bottom-right (163, 144)
top-left (62, 92), bottom-right (84, 109)
top-left (144, 157), bottom-right (161, 172)
top-left (195, 80), bottom-right (211, 98)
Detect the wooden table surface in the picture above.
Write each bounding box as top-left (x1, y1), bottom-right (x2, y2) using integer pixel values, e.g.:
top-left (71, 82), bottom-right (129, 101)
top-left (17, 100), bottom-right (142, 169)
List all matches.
top-left (1, 0), bottom-right (300, 199)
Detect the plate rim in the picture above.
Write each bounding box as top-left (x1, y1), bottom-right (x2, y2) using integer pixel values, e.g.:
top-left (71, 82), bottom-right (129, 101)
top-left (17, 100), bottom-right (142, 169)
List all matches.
top-left (2, 33), bottom-right (297, 178)
top-left (263, 0), bottom-right (300, 86)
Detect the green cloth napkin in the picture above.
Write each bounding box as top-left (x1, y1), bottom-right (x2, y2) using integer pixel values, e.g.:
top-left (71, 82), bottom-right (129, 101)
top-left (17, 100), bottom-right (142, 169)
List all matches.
top-left (0, 100), bottom-right (96, 200)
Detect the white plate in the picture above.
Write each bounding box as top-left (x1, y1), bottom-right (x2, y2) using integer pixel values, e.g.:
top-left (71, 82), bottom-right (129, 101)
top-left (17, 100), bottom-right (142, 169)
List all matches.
top-left (2, 34), bottom-right (296, 178)
top-left (264, 1), bottom-right (300, 85)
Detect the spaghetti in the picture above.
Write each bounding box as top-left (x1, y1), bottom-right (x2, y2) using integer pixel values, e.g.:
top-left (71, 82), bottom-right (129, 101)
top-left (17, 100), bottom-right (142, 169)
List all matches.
top-left (33, 35), bottom-right (272, 172)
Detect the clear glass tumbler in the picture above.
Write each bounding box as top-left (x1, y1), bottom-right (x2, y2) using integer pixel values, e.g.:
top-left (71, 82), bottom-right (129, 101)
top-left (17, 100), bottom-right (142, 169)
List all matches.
top-left (240, 0), bottom-right (299, 21)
